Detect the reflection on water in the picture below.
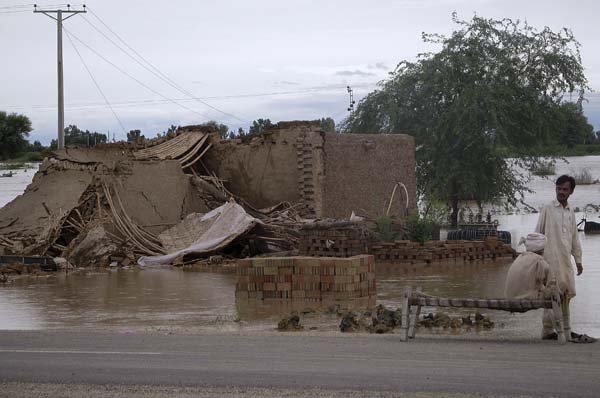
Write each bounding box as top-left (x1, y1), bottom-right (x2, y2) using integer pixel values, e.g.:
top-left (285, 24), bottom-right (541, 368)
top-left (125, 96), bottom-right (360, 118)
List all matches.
top-left (0, 268), bottom-right (238, 332)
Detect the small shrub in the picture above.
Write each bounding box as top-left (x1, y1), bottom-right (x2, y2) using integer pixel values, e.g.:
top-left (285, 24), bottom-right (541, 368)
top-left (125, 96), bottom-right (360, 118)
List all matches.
top-left (573, 168), bottom-right (595, 185)
top-left (406, 214), bottom-right (434, 243)
top-left (24, 152), bottom-right (44, 162)
top-left (374, 215), bottom-right (398, 242)
top-left (0, 162), bottom-right (26, 170)
top-left (530, 161), bottom-right (555, 176)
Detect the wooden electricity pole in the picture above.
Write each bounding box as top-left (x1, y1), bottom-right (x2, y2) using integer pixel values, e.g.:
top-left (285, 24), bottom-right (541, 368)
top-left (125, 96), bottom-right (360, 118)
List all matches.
top-left (34, 4), bottom-right (87, 149)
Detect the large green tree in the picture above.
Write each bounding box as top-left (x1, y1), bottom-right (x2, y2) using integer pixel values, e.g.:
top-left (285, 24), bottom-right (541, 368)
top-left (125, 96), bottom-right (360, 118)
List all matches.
top-left (554, 103), bottom-right (594, 147)
top-left (0, 111), bottom-right (32, 160)
top-left (341, 14), bottom-right (589, 225)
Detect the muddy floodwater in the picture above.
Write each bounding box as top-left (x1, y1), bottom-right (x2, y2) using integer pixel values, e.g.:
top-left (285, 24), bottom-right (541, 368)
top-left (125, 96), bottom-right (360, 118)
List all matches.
top-left (1, 157), bottom-right (600, 338)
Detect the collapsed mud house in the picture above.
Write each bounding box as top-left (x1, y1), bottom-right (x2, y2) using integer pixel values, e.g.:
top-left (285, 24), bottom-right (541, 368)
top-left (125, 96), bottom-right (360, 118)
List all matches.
top-left (0, 121), bottom-right (416, 267)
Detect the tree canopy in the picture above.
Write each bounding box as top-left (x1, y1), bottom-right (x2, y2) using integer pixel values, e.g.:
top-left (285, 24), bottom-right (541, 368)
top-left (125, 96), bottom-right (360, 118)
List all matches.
top-left (50, 125), bottom-right (108, 149)
top-left (0, 111), bottom-right (32, 160)
top-left (340, 14), bottom-right (590, 224)
top-left (249, 118), bottom-right (272, 135)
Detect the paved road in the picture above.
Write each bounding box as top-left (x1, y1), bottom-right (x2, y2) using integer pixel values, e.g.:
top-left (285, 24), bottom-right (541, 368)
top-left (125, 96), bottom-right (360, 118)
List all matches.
top-left (0, 331), bottom-right (599, 397)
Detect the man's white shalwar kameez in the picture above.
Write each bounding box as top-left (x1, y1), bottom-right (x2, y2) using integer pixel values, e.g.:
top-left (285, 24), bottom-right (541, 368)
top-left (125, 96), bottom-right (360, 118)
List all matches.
top-left (535, 199), bottom-right (582, 335)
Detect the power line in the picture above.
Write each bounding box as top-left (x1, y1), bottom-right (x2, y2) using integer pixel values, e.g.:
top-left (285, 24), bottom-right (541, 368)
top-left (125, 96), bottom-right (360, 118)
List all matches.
top-left (0, 9), bottom-right (29, 13)
top-left (64, 28), bottom-right (127, 134)
top-left (62, 26), bottom-right (214, 122)
top-left (83, 6), bottom-right (247, 124)
top-left (2, 84), bottom-right (378, 112)
top-left (0, 3), bottom-right (34, 9)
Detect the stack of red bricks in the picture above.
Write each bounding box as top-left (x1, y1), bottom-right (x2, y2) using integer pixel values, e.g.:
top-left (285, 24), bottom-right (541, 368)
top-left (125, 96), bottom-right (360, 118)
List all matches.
top-left (236, 255), bottom-right (376, 301)
top-left (298, 223), bottom-right (515, 264)
top-left (370, 236), bottom-right (514, 264)
top-left (298, 222), bottom-right (370, 257)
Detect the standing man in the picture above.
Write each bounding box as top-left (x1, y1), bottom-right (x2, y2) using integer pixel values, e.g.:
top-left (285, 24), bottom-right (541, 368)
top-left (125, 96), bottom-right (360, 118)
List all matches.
top-left (535, 174), bottom-right (590, 342)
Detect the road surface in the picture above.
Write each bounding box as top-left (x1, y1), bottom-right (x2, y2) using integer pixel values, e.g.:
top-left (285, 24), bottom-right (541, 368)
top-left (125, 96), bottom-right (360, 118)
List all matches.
top-left (0, 330), bottom-right (598, 397)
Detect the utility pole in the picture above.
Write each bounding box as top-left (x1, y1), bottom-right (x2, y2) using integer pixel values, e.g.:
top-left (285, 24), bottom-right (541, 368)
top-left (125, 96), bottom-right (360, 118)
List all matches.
top-left (34, 4), bottom-right (86, 150)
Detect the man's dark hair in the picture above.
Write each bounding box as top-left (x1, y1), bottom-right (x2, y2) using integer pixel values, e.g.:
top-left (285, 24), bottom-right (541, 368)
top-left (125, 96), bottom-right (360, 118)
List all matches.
top-left (556, 174), bottom-right (576, 192)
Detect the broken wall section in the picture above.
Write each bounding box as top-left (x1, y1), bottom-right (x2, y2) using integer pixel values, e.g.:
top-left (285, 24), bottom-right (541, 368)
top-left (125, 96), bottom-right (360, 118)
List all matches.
top-left (0, 148), bottom-right (213, 262)
top-left (203, 121), bottom-right (324, 215)
top-left (207, 121), bottom-right (416, 220)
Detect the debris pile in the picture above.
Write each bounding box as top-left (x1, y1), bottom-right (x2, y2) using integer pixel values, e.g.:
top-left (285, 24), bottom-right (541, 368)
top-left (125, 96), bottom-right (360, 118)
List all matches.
top-left (419, 311), bottom-right (494, 329)
top-left (277, 312), bottom-right (304, 331)
top-left (336, 305), bottom-right (494, 333)
top-left (0, 130), bottom-right (305, 267)
top-left (0, 121), bottom-right (418, 268)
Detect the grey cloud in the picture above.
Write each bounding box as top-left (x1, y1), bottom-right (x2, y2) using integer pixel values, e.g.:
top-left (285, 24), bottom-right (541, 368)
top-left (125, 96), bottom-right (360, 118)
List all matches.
top-left (367, 62), bottom-right (388, 70)
top-left (335, 70), bottom-right (376, 77)
top-left (274, 80), bottom-right (300, 86)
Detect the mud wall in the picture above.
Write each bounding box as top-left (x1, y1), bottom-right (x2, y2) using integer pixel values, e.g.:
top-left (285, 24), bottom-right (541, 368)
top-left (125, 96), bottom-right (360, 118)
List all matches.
top-left (322, 133), bottom-right (416, 219)
top-left (205, 122), bottom-right (416, 219)
top-left (203, 122), bottom-right (323, 212)
top-left (113, 160), bottom-right (210, 235)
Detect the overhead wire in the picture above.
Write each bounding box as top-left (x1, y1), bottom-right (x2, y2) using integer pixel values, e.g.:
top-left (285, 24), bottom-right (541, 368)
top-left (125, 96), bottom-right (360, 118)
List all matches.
top-left (0, 9), bottom-right (30, 13)
top-left (62, 25), bottom-right (214, 121)
top-left (0, 3), bottom-right (82, 10)
top-left (2, 83), bottom-right (378, 112)
top-left (0, 3), bottom-right (34, 9)
top-left (64, 28), bottom-right (127, 135)
top-left (84, 6), bottom-right (248, 124)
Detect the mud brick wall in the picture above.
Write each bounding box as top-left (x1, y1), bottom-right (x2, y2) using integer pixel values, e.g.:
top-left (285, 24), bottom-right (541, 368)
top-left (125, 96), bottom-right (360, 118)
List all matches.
top-left (203, 125), bottom-right (312, 209)
top-left (299, 223), bottom-right (370, 258)
top-left (235, 255), bottom-right (376, 301)
top-left (205, 121), bottom-right (416, 219)
top-left (322, 133), bottom-right (416, 219)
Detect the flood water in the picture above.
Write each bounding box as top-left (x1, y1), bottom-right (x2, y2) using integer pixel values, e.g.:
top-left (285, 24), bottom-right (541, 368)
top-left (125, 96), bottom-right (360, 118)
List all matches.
top-left (1, 157), bottom-right (599, 338)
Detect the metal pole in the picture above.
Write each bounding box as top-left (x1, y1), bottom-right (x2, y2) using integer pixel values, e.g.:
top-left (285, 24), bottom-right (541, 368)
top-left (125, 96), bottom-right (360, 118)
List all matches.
top-left (34, 5), bottom-right (86, 150)
top-left (57, 10), bottom-right (64, 149)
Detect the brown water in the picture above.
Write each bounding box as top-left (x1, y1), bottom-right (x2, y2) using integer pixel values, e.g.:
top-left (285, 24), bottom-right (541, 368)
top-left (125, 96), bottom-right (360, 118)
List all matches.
top-left (1, 234), bottom-right (598, 338)
top-left (1, 157), bottom-right (600, 338)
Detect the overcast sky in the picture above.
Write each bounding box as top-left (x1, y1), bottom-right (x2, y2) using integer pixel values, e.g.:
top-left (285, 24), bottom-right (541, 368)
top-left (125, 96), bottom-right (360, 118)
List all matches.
top-left (2, 0), bottom-right (600, 144)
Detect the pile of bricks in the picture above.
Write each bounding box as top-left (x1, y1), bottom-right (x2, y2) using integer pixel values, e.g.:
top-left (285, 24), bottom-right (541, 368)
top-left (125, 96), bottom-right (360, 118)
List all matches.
top-left (236, 255), bottom-right (376, 302)
top-left (299, 222), bottom-right (370, 257)
top-left (298, 223), bottom-right (515, 265)
top-left (370, 236), bottom-right (514, 264)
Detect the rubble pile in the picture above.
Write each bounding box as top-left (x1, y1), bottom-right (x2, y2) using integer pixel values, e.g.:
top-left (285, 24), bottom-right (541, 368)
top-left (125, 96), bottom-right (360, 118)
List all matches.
top-left (0, 131), bottom-right (306, 267)
top-left (338, 305), bottom-right (495, 333)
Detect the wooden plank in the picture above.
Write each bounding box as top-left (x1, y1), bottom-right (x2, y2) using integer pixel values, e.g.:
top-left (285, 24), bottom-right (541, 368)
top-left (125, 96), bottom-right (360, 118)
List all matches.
top-left (408, 287), bottom-right (422, 339)
top-left (400, 286), bottom-right (411, 342)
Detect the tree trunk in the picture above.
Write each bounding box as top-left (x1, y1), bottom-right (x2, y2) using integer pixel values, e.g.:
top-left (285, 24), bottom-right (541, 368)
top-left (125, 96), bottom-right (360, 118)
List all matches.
top-left (450, 197), bottom-right (459, 228)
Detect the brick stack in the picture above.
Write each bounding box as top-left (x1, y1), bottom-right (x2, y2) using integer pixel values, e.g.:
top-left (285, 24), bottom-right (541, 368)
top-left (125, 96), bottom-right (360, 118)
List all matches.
top-left (370, 237), bottom-right (514, 264)
top-left (298, 223), bottom-right (515, 265)
top-left (299, 222), bottom-right (370, 257)
top-left (236, 255), bottom-right (376, 302)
